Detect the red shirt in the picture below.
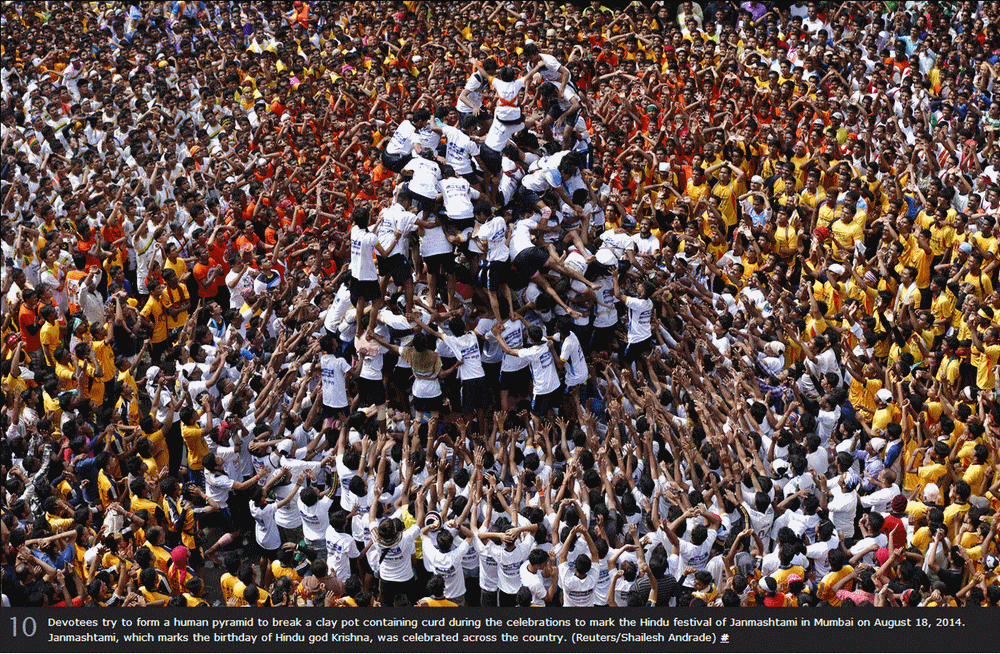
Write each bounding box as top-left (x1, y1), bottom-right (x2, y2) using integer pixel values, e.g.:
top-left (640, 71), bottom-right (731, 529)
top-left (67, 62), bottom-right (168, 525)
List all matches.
top-left (882, 514), bottom-right (907, 551)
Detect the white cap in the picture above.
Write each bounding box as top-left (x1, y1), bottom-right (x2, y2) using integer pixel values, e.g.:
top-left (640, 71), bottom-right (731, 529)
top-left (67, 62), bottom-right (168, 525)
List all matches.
top-left (869, 437), bottom-right (886, 452)
top-left (257, 157), bottom-right (268, 167)
top-left (751, 175), bottom-right (764, 185)
top-left (411, 55), bottom-right (422, 63)
top-left (828, 263), bottom-right (846, 276)
top-left (876, 388), bottom-right (893, 403)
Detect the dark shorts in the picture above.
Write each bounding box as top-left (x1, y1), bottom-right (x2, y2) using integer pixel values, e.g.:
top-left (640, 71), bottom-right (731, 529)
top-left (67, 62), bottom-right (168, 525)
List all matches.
top-left (357, 377), bottom-right (386, 407)
top-left (424, 253), bottom-right (455, 276)
top-left (381, 150), bottom-right (412, 173)
top-left (512, 247), bottom-right (549, 282)
top-left (480, 145), bottom-right (502, 174)
top-left (412, 394), bottom-right (443, 414)
top-left (547, 104), bottom-right (580, 126)
top-left (513, 186), bottom-right (542, 215)
top-left (531, 385), bottom-right (563, 417)
top-left (590, 325), bottom-right (617, 353)
top-left (376, 254), bottom-right (412, 288)
top-left (500, 366), bottom-right (531, 392)
top-left (322, 403), bottom-right (349, 420)
top-left (250, 539), bottom-right (279, 562)
top-left (479, 259), bottom-right (509, 290)
top-left (460, 376), bottom-right (489, 413)
top-left (407, 187), bottom-right (438, 214)
top-left (622, 337), bottom-right (654, 366)
top-left (482, 361), bottom-right (501, 386)
top-left (481, 588), bottom-right (499, 607)
top-left (461, 170), bottom-right (481, 186)
top-left (350, 278), bottom-right (381, 304)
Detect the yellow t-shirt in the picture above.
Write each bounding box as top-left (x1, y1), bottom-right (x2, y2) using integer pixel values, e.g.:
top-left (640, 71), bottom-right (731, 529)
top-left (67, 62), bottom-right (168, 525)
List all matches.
top-left (93, 339), bottom-right (116, 383)
top-left (818, 565), bottom-right (853, 606)
top-left (161, 284), bottom-right (191, 330)
top-left (959, 462), bottom-right (987, 497)
top-left (80, 360), bottom-right (105, 405)
top-left (831, 219), bottom-right (863, 257)
top-left (143, 428), bottom-right (169, 471)
top-left (942, 502), bottom-right (971, 543)
top-left (141, 296), bottom-right (169, 344)
top-left (181, 422), bottom-right (210, 471)
top-left (974, 343), bottom-right (1000, 390)
top-left (712, 180), bottom-right (740, 229)
top-left (40, 321), bottom-right (61, 365)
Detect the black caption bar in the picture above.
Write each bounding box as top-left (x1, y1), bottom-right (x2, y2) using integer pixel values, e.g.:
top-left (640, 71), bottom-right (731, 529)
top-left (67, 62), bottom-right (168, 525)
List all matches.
top-left (5, 609), bottom-right (991, 653)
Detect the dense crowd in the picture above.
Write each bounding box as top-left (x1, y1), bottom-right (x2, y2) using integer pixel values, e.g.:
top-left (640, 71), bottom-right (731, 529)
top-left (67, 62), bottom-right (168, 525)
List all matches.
top-left (2, 1), bottom-right (999, 610)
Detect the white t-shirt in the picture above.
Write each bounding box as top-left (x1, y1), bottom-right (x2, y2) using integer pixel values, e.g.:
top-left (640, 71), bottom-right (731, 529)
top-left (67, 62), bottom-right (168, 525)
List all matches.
top-left (631, 233), bottom-right (660, 257)
top-left (519, 560), bottom-right (548, 606)
top-left (479, 215), bottom-right (510, 262)
top-left (537, 53), bottom-right (565, 83)
top-left (676, 527), bottom-right (717, 578)
top-left (421, 537), bottom-right (472, 599)
top-left (334, 454), bottom-right (357, 510)
top-left (442, 332), bottom-right (485, 380)
top-left (559, 331), bottom-right (587, 386)
top-left (298, 495), bottom-right (335, 543)
top-left (509, 216), bottom-right (539, 259)
top-left (271, 475), bottom-right (302, 529)
top-left (377, 204), bottom-right (418, 258)
top-left (344, 485), bottom-right (375, 542)
top-left (385, 120), bottom-right (418, 156)
top-left (593, 277), bottom-right (617, 329)
top-left (325, 527), bottom-right (359, 581)
top-left (522, 166), bottom-right (562, 193)
top-left (486, 538), bottom-right (533, 594)
top-left (624, 296), bottom-right (654, 344)
top-left (498, 156), bottom-right (524, 205)
top-left (205, 470), bottom-right (235, 509)
top-left (440, 176), bottom-right (479, 221)
top-left (828, 489), bottom-right (858, 540)
top-left (495, 320), bottom-right (528, 372)
top-left (320, 354), bottom-right (352, 409)
top-left (349, 225), bottom-right (378, 281)
top-left (490, 76), bottom-right (525, 122)
top-left (600, 230), bottom-right (637, 261)
top-left (516, 343), bottom-right (561, 396)
top-left (558, 560), bottom-right (599, 607)
top-left (225, 267), bottom-right (254, 307)
top-left (458, 72), bottom-right (489, 113)
top-left (373, 524), bottom-right (420, 582)
top-left (441, 125), bottom-right (480, 174)
top-left (249, 501), bottom-right (280, 550)
top-left (473, 535), bottom-right (500, 591)
top-left (403, 156), bottom-right (442, 199)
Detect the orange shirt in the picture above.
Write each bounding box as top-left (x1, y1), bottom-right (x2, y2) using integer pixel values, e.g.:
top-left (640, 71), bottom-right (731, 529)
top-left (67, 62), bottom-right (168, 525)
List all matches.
top-left (192, 262), bottom-right (220, 298)
top-left (18, 305), bottom-right (42, 351)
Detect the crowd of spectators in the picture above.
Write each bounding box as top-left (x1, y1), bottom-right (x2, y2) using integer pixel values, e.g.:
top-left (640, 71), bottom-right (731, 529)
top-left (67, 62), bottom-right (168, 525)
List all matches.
top-left (1, 1), bottom-right (999, 609)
